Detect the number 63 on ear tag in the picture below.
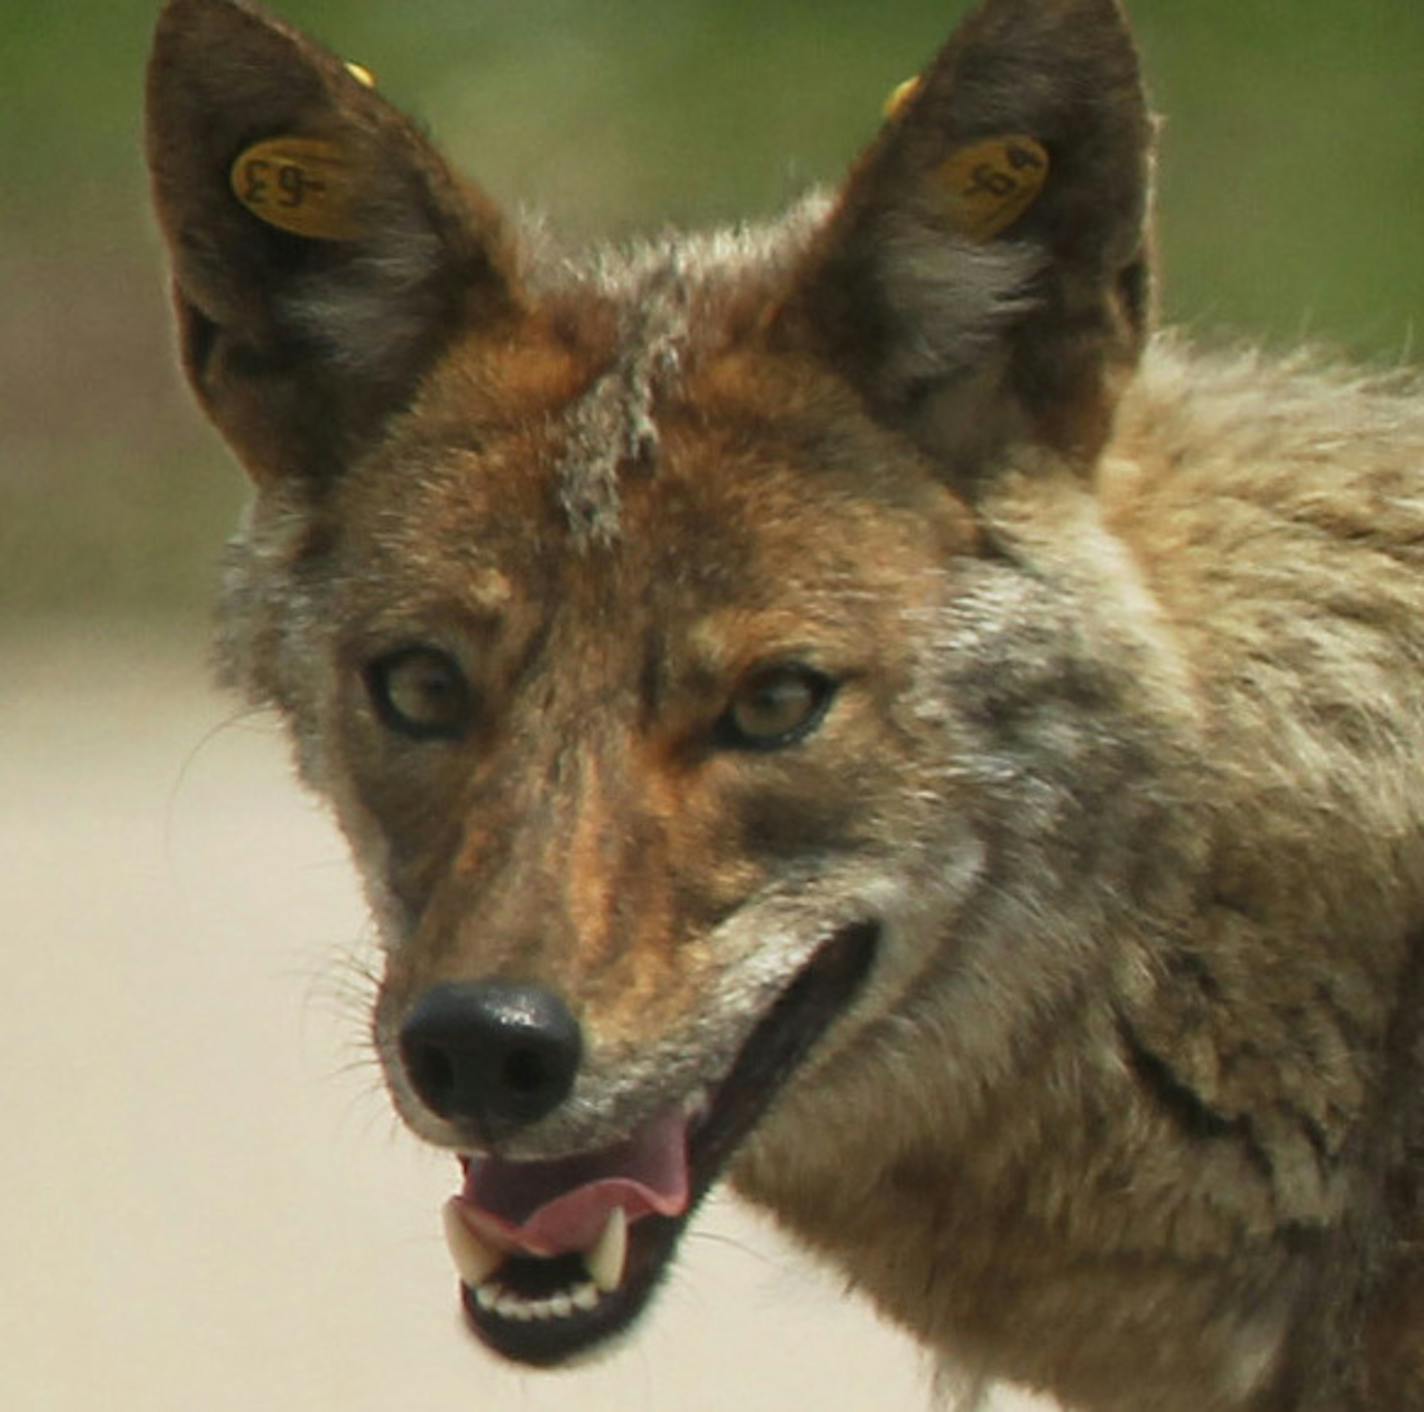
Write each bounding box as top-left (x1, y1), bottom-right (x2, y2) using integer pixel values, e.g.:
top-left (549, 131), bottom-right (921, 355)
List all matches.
top-left (230, 136), bottom-right (361, 242)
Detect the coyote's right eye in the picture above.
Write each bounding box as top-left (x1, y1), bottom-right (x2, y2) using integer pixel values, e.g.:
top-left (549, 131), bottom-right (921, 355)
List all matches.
top-left (365, 646), bottom-right (475, 741)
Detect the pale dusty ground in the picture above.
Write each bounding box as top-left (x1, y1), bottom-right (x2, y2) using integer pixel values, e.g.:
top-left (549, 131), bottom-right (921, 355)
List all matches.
top-left (2, 622), bottom-right (1055, 1412)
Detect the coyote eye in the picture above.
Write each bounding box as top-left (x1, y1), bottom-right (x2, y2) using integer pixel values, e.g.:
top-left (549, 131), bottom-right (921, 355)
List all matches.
top-left (719, 664), bottom-right (836, 752)
top-left (365, 647), bottom-right (474, 741)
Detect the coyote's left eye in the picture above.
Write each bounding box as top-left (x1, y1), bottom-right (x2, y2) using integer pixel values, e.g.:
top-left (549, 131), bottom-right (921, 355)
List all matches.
top-left (365, 646), bottom-right (474, 741)
top-left (719, 664), bottom-right (836, 752)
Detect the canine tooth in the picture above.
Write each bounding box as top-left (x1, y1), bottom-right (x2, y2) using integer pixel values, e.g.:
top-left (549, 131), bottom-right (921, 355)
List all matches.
top-left (585, 1206), bottom-right (628, 1293)
top-left (550, 1291), bottom-right (574, 1318)
top-left (474, 1283), bottom-right (499, 1311)
top-left (572, 1282), bottom-right (599, 1311)
top-left (442, 1197), bottom-right (503, 1288)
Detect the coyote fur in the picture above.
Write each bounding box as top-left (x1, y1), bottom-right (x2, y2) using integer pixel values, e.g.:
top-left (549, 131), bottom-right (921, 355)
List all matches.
top-left (146, 1), bottom-right (1424, 1407)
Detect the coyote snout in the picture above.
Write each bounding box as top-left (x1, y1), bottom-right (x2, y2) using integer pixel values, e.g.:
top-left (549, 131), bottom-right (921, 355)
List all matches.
top-left (390, 921), bottom-right (877, 1363)
top-left (148, 0), bottom-right (1424, 1407)
top-left (397, 982), bottom-right (584, 1135)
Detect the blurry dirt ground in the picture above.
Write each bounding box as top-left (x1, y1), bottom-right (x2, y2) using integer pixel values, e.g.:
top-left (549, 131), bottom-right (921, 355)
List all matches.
top-left (2, 622), bottom-right (1052, 1411)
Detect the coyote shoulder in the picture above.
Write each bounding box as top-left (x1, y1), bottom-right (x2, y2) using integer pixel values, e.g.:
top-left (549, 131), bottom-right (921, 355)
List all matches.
top-left (146, 1), bottom-right (1424, 1407)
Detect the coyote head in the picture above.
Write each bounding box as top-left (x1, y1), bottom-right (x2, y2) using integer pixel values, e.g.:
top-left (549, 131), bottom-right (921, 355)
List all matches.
top-left (148, 0), bottom-right (1174, 1367)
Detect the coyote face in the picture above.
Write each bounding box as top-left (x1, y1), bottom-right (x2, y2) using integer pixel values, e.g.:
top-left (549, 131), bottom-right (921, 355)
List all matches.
top-left (148, 1), bottom-right (1424, 1407)
top-left (288, 314), bottom-right (1001, 1359)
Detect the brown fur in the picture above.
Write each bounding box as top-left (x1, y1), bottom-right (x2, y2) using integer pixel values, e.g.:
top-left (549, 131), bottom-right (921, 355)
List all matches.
top-left (147, 1), bottom-right (1424, 1407)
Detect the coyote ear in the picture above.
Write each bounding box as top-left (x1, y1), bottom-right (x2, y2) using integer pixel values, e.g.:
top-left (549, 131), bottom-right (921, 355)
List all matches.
top-left (146, 0), bottom-right (522, 485)
top-left (776, 0), bottom-right (1153, 477)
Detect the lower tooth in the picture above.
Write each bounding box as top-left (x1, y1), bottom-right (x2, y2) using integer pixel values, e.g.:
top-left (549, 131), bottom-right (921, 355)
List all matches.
top-left (474, 1278), bottom-right (602, 1324)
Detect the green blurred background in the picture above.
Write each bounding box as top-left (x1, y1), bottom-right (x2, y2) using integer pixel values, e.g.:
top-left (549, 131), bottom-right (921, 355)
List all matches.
top-left (3, 0), bottom-right (1422, 628)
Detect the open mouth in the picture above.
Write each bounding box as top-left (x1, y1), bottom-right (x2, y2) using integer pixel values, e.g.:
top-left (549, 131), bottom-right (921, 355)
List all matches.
top-left (439, 922), bottom-right (879, 1365)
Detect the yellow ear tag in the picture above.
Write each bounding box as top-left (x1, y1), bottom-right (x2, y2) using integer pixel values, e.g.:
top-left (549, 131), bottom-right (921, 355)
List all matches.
top-left (883, 75), bottom-right (923, 121)
top-left (344, 60), bottom-right (377, 89)
top-left (229, 136), bottom-right (361, 242)
top-left (936, 136), bottom-right (1050, 242)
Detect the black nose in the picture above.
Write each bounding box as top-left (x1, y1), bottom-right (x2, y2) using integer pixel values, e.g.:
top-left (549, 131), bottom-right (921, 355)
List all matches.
top-left (398, 981), bottom-right (582, 1132)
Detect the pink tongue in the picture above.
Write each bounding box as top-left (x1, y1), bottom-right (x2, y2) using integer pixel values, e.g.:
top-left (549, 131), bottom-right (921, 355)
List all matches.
top-left (458, 1106), bottom-right (691, 1257)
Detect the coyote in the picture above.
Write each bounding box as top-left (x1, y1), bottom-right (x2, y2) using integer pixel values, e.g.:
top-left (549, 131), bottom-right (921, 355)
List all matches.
top-left (146, 0), bottom-right (1424, 1407)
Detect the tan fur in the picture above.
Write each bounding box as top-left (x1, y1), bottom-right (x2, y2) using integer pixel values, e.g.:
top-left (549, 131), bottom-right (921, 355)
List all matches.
top-left (147, 1), bottom-right (1424, 1407)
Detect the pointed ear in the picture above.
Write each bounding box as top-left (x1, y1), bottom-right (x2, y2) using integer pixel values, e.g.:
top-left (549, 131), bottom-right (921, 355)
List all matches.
top-left (775, 0), bottom-right (1153, 477)
top-left (145, 0), bottom-right (523, 485)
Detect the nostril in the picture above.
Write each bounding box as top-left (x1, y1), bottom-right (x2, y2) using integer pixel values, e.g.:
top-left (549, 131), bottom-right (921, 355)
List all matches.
top-left (404, 1041), bottom-right (457, 1115)
top-left (398, 981), bottom-right (583, 1132)
top-left (502, 1046), bottom-right (554, 1097)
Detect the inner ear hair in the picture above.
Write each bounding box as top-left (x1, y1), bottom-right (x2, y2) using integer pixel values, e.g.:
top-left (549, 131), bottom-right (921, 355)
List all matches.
top-left (774, 0), bottom-right (1154, 480)
top-left (145, 0), bottom-right (522, 485)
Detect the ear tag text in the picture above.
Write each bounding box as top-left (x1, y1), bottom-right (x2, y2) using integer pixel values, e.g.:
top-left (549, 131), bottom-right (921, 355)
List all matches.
top-left (936, 136), bottom-right (1050, 241)
top-left (230, 136), bottom-right (361, 242)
